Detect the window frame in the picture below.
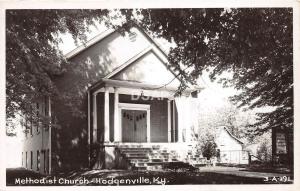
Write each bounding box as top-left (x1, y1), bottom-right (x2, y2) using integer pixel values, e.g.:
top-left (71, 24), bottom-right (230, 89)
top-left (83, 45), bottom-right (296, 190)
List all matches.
top-left (30, 151), bottom-right (33, 169)
top-left (37, 150), bottom-right (40, 171)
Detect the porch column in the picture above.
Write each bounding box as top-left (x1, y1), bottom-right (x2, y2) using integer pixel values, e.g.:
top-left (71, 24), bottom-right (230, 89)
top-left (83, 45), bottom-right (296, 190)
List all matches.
top-left (114, 87), bottom-right (120, 142)
top-left (104, 88), bottom-right (110, 142)
top-left (176, 98), bottom-right (183, 143)
top-left (167, 100), bottom-right (171, 142)
top-left (92, 93), bottom-right (98, 143)
top-left (185, 97), bottom-right (192, 143)
top-left (147, 109), bottom-right (151, 142)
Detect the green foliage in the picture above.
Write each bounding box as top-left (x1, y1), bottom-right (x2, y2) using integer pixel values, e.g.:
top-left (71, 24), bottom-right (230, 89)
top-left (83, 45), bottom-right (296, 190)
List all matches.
top-left (127, 8), bottom-right (293, 134)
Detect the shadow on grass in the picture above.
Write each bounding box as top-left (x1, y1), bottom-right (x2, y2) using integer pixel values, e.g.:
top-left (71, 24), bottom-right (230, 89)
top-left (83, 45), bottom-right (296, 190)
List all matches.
top-left (6, 168), bottom-right (45, 186)
top-left (7, 167), bottom-right (291, 186)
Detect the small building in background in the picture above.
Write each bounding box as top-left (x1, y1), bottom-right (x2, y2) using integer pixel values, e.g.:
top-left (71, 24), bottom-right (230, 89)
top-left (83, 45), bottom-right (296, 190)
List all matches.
top-left (215, 126), bottom-right (249, 165)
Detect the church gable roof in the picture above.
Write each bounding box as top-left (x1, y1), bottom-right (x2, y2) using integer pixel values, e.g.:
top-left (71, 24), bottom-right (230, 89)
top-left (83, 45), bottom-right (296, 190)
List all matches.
top-left (64, 25), bottom-right (183, 88)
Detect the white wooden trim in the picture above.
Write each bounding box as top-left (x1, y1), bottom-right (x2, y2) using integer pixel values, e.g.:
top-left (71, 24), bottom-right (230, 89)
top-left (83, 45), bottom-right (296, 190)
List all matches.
top-left (102, 78), bottom-right (184, 92)
top-left (147, 109), bottom-right (151, 143)
top-left (104, 88), bottom-right (110, 142)
top-left (118, 103), bottom-right (150, 143)
top-left (94, 86), bottom-right (175, 99)
top-left (167, 100), bottom-right (171, 143)
top-left (119, 108), bottom-right (122, 142)
top-left (114, 88), bottom-right (120, 142)
top-left (92, 93), bottom-right (97, 143)
top-left (150, 44), bottom-right (168, 64)
top-left (104, 46), bottom-right (152, 79)
top-left (118, 103), bottom-right (150, 110)
top-left (175, 98), bottom-right (184, 143)
top-left (185, 98), bottom-right (191, 143)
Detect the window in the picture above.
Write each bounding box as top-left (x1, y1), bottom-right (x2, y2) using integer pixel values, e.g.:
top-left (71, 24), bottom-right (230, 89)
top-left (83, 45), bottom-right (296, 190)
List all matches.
top-left (36, 103), bottom-right (39, 114)
top-left (30, 117), bottom-right (33, 136)
top-left (128, 32), bottom-right (137, 42)
top-left (22, 117), bottom-right (27, 138)
top-left (45, 97), bottom-right (48, 116)
top-left (44, 150), bottom-right (49, 174)
top-left (37, 150), bottom-right (40, 171)
top-left (24, 116), bottom-right (29, 138)
top-left (25, 152), bottom-right (27, 168)
top-left (36, 102), bottom-right (40, 133)
top-left (43, 150), bottom-right (46, 173)
top-left (30, 151), bottom-right (33, 169)
top-left (45, 149), bottom-right (49, 174)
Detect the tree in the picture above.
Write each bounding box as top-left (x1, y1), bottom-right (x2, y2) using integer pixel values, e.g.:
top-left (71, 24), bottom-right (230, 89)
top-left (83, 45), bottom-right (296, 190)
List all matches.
top-left (124, 8), bottom-right (293, 136)
top-left (194, 81), bottom-right (259, 141)
top-left (6, 10), bottom-right (111, 134)
top-left (191, 128), bottom-right (217, 160)
top-left (256, 138), bottom-right (272, 162)
top-left (7, 9), bottom-right (293, 138)
top-left (201, 138), bottom-right (217, 160)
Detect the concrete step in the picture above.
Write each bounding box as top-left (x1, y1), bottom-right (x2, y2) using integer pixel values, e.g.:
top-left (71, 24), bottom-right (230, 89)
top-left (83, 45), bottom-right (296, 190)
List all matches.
top-left (149, 156), bottom-right (176, 160)
top-left (118, 148), bottom-right (153, 151)
top-left (128, 159), bottom-right (149, 163)
top-left (149, 156), bottom-right (171, 160)
top-left (117, 145), bottom-right (149, 148)
top-left (131, 158), bottom-right (170, 163)
top-left (147, 165), bottom-right (163, 171)
top-left (119, 151), bottom-right (151, 154)
top-left (116, 145), bottom-right (188, 170)
top-left (151, 152), bottom-right (171, 156)
top-left (122, 152), bottom-right (150, 157)
top-left (149, 153), bottom-right (173, 157)
top-left (118, 145), bottom-right (161, 149)
top-left (120, 149), bottom-right (148, 152)
top-left (152, 149), bottom-right (168, 153)
top-left (129, 158), bottom-right (179, 163)
top-left (132, 160), bottom-right (183, 167)
top-left (121, 153), bottom-right (150, 157)
top-left (119, 151), bottom-right (151, 155)
top-left (126, 156), bottom-right (149, 159)
top-left (132, 166), bottom-right (163, 171)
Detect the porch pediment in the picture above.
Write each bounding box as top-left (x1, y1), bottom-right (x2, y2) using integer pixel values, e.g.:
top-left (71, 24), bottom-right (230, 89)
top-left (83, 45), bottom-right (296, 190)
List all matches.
top-left (110, 51), bottom-right (181, 89)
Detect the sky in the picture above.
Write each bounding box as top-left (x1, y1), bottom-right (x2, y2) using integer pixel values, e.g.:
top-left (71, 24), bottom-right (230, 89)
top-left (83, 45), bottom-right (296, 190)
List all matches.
top-left (58, 22), bottom-right (107, 55)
